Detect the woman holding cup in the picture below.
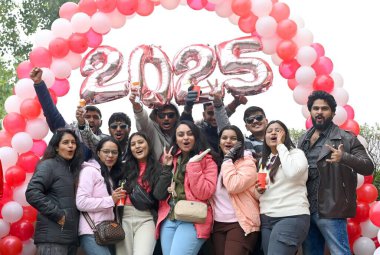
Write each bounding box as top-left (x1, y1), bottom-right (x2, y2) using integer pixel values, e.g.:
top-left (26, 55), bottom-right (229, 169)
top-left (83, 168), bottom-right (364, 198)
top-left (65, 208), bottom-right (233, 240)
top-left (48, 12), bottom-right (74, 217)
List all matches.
top-left (255, 120), bottom-right (309, 255)
top-left (212, 125), bottom-right (260, 255)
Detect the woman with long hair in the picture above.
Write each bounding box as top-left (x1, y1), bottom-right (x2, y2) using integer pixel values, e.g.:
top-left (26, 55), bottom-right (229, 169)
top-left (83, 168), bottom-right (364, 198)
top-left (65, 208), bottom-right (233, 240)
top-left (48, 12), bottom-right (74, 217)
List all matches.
top-left (155, 120), bottom-right (218, 255)
top-left (76, 136), bottom-right (126, 255)
top-left (256, 120), bottom-right (309, 255)
top-left (26, 128), bottom-right (84, 255)
top-left (211, 125), bottom-right (260, 255)
top-left (115, 131), bottom-right (164, 255)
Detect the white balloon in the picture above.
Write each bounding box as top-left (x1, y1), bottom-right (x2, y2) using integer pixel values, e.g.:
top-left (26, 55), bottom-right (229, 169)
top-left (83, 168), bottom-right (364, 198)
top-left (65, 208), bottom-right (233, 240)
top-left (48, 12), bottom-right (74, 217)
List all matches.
top-left (91, 12), bottom-right (111, 34)
top-left (374, 247), bottom-right (380, 255)
top-left (0, 219), bottom-right (10, 238)
top-left (15, 78), bottom-right (36, 100)
top-left (293, 28), bottom-right (314, 48)
top-left (41, 68), bottom-right (56, 88)
top-left (301, 105), bottom-right (310, 119)
top-left (361, 219), bottom-right (380, 238)
top-left (290, 15), bottom-right (305, 29)
top-left (26, 118), bottom-right (49, 140)
top-left (331, 72), bottom-right (344, 87)
top-left (0, 146), bottom-right (19, 170)
top-left (295, 66), bottom-right (316, 85)
top-left (50, 59), bottom-right (72, 79)
top-left (160, 0), bottom-right (181, 10)
top-left (256, 16), bottom-right (277, 38)
top-left (357, 174), bottom-right (365, 189)
top-left (71, 12), bottom-right (91, 33)
top-left (4, 95), bottom-right (21, 114)
top-left (228, 13), bottom-right (239, 25)
top-left (11, 132), bottom-right (33, 154)
top-left (251, 0), bottom-right (272, 17)
top-left (106, 9), bottom-right (127, 28)
top-left (51, 18), bottom-right (73, 39)
top-left (1, 201), bottom-right (23, 223)
top-left (22, 239), bottom-right (37, 255)
top-left (271, 53), bottom-right (282, 66)
top-left (13, 182), bottom-right (30, 206)
top-left (214, 0), bottom-right (233, 18)
top-left (63, 51), bottom-right (82, 70)
top-left (261, 35), bottom-right (280, 55)
top-left (34, 29), bottom-right (54, 48)
top-left (333, 106), bottom-right (348, 126)
top-left (331, 87), bottom-right (349, 106)
top-left (297, 46), bottom-right (318, 66)
top-left (293, 85), bottom-right (312, 105)
top-left (353, 237), bottom-right (376, 255)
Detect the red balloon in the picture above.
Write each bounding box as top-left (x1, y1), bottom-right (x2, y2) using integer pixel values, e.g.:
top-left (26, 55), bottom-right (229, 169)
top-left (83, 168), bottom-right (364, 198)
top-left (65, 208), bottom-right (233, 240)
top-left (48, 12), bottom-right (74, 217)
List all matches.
top-left (369, 201), bottom-right (380, 227)
top-left (96, 0), bottom-right (117, 13)
top-left (270, 2), bottom-right (290, 22)
top-left (344, 104), bottom-right (355, 120)
top-left (276, 40), bottom-right (298, 61)
top-left (22, 206), bottom-right (38, 223)
top-left (31, 139), bottom-right (47, 157)
top-left (86, 28), bottom-right (103, 48)
top-left (16, 61), bottom-right (34, 79)
top-left (69, 33), bottom-right (88, 54)
top-left (20, 98), bottom-right (42, 119)
top-left (305, 116), bottom-right (313, 129)
top-left (310, 43), bottom-right (325, 57)
top-left (347, 219), bottom-right (361, 241)
top-left (276, 19), bottom-right (297, 40)
top-left (0, 236), bottom-right (23, 255)
top-left (3, 112), bottom-right (27, 135)
top-left (340, 119), bottom-right (360, 136)
top-left (10, 219), bottom-right (35, 241)
top-left (364, 175), bottom-right (374, 184)
top-left (357, 183), bottom-right (378, 203)
top-left (49, 89), bottom-right (58, 104)
top-left (232, 0), bottom-right (252, 17)
top-left (312, 74), bottom-right (334, 93)
top-left (354, 201), bottom-right (370, 222)
top-left (17, 151), bottom-right (40, 173)
top-left (0, 130), bottom-right (12, 147)
top-left (49, 37), bottom-right (70, 59)
top-left (116, 0), bottom-right (138, 15)
top-left (136, 0), bottom-right (154, 16)
top-left (279, 59), bottom-right (300, 79)
top-left (312, 56), bottom-right (333, 75)
top-left (5, 165), bottom-right (26, 187)
top-left (51, 78), bottom-right (70, 97)
top-left (78, 0), bottom-right (97, 16)
top-left (29, 47), bottom-right (52, 68)
top-left (238, 13), bottom-right (258, 33)
top-left (287, 78), bottom-right (298, 90)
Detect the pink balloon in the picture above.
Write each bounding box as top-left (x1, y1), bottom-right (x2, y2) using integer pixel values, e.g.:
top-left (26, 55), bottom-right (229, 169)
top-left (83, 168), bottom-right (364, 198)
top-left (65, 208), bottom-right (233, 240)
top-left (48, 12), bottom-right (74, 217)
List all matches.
top-left (16, 61), bottom-right (33, 79)
top-left (96, 0), bottom-right (117, 13)
top-left (59, 2), bottom-right (79, 20)
top-left (31, 139), bottom-right (47, 157)
top-left (51, 78), bottom-right (70, 97)
top-left (312, 56), bottom-right (333, 75)
top-left (78, 0), bottom-right (97, 16)
top-left (136, 0), bottom-right (154, 16)
top-left (238, 13), bottom-right (258, 33)
top-left (204, 2), bottom-right (215, 11)
top-left (369, 201), bottom-right (380, 227)
top-left (344, 104), bottom-right (355, 120)
top-left (269, 2), bottom-right (290, 22)
top-left (49, 37), bottom-right (70, 58)
top-left (310, 42), bottom-right (325, 57)
top-left (3, 113), bottom-right (26, 135)
top-left (86, 29), bottom-right (103, 48)
top-left (287, 78), bottom-right (297, 90)
top-left (116, 0), bottom-right (138, 15)
top-left (305, 116), bottom-right (312, 129)
top-left (313, 74), bottom-right (334, 93)
top-left (29, 47), bottom-right (52, 68)
top-left (188, 0), bottom-right (207, 10)
top-left (231, 0), bottom-right (251, 17)
top-left (68, 33), bottom-right (88, 54)
top-left (279, 59), bottom-right (300, 79)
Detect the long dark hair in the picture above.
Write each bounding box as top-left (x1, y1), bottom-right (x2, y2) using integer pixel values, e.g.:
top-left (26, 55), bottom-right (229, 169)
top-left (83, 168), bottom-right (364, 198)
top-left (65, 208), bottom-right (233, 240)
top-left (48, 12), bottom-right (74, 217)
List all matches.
top-left (41, 128), bottom-right (84, 181)
top-left (218, 125), bottom-right (245, 163)
top-left (93, 136), bottom-right (123, 195)
top-left (118, 132), bottom-right (160, 192)
top-left (261, 120), bottom-right (295, 183)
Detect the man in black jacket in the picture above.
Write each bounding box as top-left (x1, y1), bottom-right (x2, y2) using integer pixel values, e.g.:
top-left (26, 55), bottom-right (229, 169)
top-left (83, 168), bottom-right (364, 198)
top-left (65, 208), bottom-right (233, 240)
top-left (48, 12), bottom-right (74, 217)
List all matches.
top-left (299, 90), bottom-right (374, 255)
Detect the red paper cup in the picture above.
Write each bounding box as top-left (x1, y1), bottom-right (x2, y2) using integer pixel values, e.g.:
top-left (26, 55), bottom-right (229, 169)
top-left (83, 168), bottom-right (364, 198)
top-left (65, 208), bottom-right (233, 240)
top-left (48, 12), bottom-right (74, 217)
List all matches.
top-left (117, 197), bottom-right (126, 207)
top-left (192, 85), bottom-right (201, 101)
top-left (258, 172), bottom-right (267, 189)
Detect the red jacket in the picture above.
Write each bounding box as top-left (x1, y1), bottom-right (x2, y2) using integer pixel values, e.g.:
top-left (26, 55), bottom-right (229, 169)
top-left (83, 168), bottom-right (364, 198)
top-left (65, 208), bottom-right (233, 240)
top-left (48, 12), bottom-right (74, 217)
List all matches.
top-left (155, 151), bottom-right (218, 239)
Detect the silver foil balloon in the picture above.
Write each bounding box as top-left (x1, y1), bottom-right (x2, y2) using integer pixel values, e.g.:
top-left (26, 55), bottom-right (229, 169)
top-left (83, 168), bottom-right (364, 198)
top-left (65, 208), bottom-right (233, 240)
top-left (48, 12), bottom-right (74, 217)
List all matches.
top-left (216, 36), bottom-right (273, 96)
top-left (173, 44), bottom-right (217, 105)
top-left (80, 46), bottom-right (128, 104)
top-left (128, 45), bottom-right (173, 109)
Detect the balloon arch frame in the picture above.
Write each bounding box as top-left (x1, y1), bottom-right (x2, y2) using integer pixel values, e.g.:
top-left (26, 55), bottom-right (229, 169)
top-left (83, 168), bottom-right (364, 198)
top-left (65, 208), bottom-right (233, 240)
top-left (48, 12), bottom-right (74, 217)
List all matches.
top-left (0, 0), bottom-right (378, 254)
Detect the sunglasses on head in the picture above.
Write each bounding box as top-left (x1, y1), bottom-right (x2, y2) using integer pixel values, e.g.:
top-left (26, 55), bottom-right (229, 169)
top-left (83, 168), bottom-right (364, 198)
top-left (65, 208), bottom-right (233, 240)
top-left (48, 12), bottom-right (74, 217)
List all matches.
top-left (245, 115), bottom-right (264, 124)
top-left (157, 112), bottom-right (176, 119)
top-left (109, 123), bottom-right (128, 130)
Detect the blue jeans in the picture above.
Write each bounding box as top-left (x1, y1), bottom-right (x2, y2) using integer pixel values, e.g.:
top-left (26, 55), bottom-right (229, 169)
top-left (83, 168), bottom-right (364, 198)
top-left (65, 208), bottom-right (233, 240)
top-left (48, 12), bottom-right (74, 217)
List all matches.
top-left (302, 213), bottom-right (351, 255)
top-left (160, 219), bottom-right (206, 255)
top-left (80, 234), bottom-right (111, 255)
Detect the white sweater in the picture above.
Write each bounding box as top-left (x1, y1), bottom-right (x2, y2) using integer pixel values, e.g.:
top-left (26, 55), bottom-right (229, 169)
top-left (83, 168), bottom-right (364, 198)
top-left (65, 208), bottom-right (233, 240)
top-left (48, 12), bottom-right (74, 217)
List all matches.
top-left (258, 144), bottom-right (310, 217)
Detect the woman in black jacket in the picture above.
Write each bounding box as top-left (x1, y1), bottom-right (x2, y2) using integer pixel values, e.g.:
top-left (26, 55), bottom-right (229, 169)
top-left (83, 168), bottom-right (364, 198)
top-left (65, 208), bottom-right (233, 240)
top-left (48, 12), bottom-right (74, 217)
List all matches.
top-left (26, 128), bottom-right (84, 255)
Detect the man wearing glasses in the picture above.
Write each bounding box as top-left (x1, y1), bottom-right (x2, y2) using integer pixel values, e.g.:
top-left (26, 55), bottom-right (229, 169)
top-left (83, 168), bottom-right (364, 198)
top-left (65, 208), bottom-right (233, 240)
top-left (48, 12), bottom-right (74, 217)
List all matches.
top-left (242, 106), bottom-right (268, 155)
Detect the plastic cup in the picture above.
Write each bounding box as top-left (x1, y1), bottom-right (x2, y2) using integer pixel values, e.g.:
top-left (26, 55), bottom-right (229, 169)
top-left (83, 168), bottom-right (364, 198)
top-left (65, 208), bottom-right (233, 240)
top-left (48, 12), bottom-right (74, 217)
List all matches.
top-left (258, 172), bottom-right (267, 189)
top-left (117, 197), bottom-right (126, 207)
top-left (192, 85), bottom-right (201, 101)
top-left (132, 81), bottom-right (141, 103)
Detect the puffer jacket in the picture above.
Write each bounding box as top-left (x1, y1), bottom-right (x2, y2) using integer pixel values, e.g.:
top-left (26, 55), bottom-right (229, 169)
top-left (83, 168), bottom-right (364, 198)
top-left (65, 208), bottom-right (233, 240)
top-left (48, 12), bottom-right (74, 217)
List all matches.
top-left (298, 124), bottom-right (374, 218)
top-left (26, 156), bottom-right (79, 245)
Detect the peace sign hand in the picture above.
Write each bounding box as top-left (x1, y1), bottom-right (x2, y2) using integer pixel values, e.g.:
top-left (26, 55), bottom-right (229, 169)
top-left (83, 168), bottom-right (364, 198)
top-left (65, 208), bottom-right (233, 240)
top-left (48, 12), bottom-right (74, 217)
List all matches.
top-left (325, 144), bottom-right (344, 163)
top-left (189, 148), bottom-right (211, 163)
top-left (162, 146), bottom-right (174, 166)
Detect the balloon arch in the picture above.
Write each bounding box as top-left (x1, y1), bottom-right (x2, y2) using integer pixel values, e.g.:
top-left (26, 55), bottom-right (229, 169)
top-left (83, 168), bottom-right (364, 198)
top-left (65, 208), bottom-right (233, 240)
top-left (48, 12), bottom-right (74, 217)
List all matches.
top-left (0, 0), bottom-right (378, 254)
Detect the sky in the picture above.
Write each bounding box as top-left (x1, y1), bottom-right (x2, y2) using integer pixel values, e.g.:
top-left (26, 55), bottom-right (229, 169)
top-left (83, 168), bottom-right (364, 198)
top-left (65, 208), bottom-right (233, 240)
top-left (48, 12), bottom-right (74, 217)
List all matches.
top-left (56, 0), bottom-right (380, 136)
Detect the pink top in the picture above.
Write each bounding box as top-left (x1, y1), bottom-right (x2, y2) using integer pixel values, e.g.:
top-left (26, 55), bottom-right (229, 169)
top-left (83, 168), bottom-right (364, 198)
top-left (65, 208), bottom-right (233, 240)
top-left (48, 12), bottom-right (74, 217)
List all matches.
top-left (126, 162), bottom-right (150, 205)
top-left (213, 172), bottom-right (238, 222)
top-left (76, 159), bottom-right (115, 235)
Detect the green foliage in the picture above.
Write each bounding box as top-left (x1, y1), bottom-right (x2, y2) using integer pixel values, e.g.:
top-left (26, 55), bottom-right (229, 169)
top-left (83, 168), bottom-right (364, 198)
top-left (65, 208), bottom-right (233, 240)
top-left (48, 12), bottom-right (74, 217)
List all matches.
top-left (289, 128), bottom-right (306, 146)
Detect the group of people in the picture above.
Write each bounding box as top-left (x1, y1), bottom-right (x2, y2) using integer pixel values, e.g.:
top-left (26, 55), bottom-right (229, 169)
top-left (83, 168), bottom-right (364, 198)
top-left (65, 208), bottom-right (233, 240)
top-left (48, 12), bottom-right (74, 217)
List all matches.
top-left (25, 67), bottom-right (374, 255)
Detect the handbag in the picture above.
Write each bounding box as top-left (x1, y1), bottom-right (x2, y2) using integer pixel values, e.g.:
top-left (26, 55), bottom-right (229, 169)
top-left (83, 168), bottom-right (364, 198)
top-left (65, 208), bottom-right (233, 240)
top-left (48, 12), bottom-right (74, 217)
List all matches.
top-left (82, 212), bottom-right (125, 246)
top-left (174, 200), bottom-right (207, 223)
top-left (129, 183), bottom-right (156, 211)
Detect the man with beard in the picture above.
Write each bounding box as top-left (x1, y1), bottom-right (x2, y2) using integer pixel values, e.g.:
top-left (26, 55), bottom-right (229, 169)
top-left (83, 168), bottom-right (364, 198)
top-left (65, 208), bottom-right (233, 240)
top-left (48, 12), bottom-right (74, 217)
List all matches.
top-left (77, 112), bottom-right (131, 161)
top-left (298, 90), bottom-right (374, 255)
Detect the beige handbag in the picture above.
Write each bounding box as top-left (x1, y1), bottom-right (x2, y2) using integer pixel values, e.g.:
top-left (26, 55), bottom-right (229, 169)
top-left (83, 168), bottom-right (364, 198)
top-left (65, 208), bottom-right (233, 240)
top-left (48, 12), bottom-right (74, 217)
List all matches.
top-left (174, 200), bottom-right (207, 223)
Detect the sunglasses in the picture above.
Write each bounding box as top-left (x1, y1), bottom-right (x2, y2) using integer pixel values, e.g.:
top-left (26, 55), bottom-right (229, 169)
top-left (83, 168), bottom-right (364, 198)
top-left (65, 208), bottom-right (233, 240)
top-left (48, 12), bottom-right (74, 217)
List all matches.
top-left (109, 123), bottom-right (128, 130)
top-left (157, 112), bottom-right (176, 119)
top-left (245, 115), bottom-right (264, 124)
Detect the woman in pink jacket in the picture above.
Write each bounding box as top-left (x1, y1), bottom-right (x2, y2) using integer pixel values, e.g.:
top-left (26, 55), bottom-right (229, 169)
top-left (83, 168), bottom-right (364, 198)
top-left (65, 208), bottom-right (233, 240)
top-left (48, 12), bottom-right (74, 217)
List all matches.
top-left (154, 120), bottom-right (218, 255)
top-left (212, 125), bottom-right (260, 255)
top-left (76, 136), bottom-right (126, 255)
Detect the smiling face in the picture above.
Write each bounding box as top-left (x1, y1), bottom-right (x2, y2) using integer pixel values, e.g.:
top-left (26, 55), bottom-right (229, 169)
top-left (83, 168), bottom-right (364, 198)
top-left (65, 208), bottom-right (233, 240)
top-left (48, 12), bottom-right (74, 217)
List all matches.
top-left (265, 122), bottom-right (285, 150)
top-left (219, 129), bottom-right (238, 155)
top-left (130, 135), bottom-right (149, 162)
top-left (244, 111), bottom-right (268, 139)
top-left (202, 104), bottom-right (217, 127)
top-left (156, 108), bottom-right (178, 133)
top-left (175, 124), bottom-right (195, 155)
top-left (310, 99), bottom-right (334, 131)
top-left (97, 141), bottom-right (119, 169)
top-left (57, 133), bottom-right (77, 160)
